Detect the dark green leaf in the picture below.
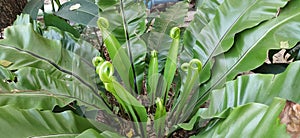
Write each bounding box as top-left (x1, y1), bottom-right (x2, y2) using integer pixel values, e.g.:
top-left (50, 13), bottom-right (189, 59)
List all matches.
top-left (0, 106), bottom-right (98, 138)
top-left (42, 26), bottom-right (99, 62)
top-left (190, 0), bottom-right (289, 86)
top-left (153, 1), bottom-right (189, 34)
top-left (199, 0), bottom-right (300, 106)
top-left (76, 129), bottom-right (125, 138)
top-left (55, 0), bottom-right (99, 26)
top-left (202, 61), bottom-right (300, 118)
top-left (44, 13), bottom-right (80, 38)
top-left (194, 98), bottom-right (288, 138)
top-left (0, 24), bottom-right (97, 92)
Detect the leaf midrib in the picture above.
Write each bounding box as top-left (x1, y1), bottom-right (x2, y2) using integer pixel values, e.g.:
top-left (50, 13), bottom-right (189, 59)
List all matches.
top-left (201, 11), bottom-right (300, 101)
top-left (201, 0), bottom-right (258, 68)
top-left (0, 44), bottom-right (98, 94)
top-left (0, 91), bottom-right (103, 110)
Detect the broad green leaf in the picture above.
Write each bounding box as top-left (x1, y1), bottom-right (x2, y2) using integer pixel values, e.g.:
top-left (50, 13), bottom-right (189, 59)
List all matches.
top-left (199, 0), bottom-right (300, 105)
top-left (95, 0), bottom-right (118, 10)
top-left (0, 66), bottom-right (14, 92)
top-left (153, 1), bottom-right (189, 34)
top-left (0, 22), bottom-right (111, 112)
top-left (192, 0), bottom-right (289, 85)
top-left (203, 61), bottom-right (300, 118)
top-left (176, 108), bottom-right (207, 131)
top-left (100, 1), bottom-right (147, 43)
top-left (0, 92), bottom-right (82, 111)
top-left (22, 0), bottom-right (44, 20)
top-left (183, 61), bottom-right (300, 133)
top-left (15, 68), bottom-right (109, 110)
top-left (0, 24), bottom-right (97, 92)
top-left (0, 67), bottom-right (117, 132)
top-left (44, 13), bottom-right (80, 38)
top-left (55, 0), bottom-right (99, 27)
top-left (76, 129), bottom-right (125, 138)
top-left (183, 0), bottom-right (223, 58)
top-left (194, 98), bottom-right (288, 138)
top-left (197, 0), bottom-right (224, 23)
top-left (42, 26), bottom-right (99, 63)
top-left (0, 105), bottom-right (98, 138)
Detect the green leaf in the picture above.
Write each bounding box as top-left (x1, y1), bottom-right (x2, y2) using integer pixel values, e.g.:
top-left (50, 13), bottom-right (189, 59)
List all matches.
top-left (0, 22), bottom-right (111, 112)
top-left (44, 13), bottom-right (80, 38)
top-left (14, 68), bottom-right (110, 111)
top-left (177, 108), bottom-right (207, 131)
top-left (0, 66), bottom-right (14, 92)
top-left (142, 32), bottom-right (172, 71)
top-left (183, 0), bottom-right (223, 58)
top-left (199, 0), bottom-right (300, 105)
top-left (42, 26), bottom-right (99, 63)
top-left (0, 24), bottom-right (97, 93)
top-left (197, 0), bottom-right (224, 23)
top-left (203, 61), bottom-right (300, 118)
top-left (110, 79), bottom-right (148, 136)
top-left (130, 38), bottom-right (147, 93)
top-left (171, 59), bottom-right (202, 124)
top-left (154, 98), bottom-right (167, 137)
top-left (95, 0), bottom-right (118, 10)
top-left (22, 0), bottom-right (44, 20)
top-left (76, 129), bottom-right (125, 138)
top-left (111, 79), bottom-right (148, 122)
top-left (153, 1), bottom-right (189, 34)
top-left (99, 1), bottom-right (147, 43)
top-left (163, 27), bottom-right (180, 102)
top-left (184, 61), bottom-right (300, 134)
top-left (0, 92), bottom-right (81, 111)
top-left (194, 98), bottom-right (288, 138)
top-left (55, 0), bottom-right (99, 26)
top-left (0, 105), bottom-right (98, 138)
top-left (191, 0), bottom-right (289, 85)
top-left (13, 14), bottom-right (32, 25)
top-left (98, 1), bottom-right (147, 93)
top-left (98, 18), bottom-right (135, 93)
top-left (148, 50), bottom-right (159, 104)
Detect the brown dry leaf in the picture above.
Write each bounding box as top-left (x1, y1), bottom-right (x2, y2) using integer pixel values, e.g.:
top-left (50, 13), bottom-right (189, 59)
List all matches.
top-left (280, 100), bottom-right (300, 138)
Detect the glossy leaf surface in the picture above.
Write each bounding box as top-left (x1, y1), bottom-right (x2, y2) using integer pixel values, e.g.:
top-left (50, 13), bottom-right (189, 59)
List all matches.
top-left (0, 106), bottom-right (98, 138)
top-left (199, 0), bottom-right (300, 105)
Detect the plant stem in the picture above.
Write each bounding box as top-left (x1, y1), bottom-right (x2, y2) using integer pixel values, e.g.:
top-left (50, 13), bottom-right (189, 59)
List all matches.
top-left (120, 0), bottom-right (139, 94)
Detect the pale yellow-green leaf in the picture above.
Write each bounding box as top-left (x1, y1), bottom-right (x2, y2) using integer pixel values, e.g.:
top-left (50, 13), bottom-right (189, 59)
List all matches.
top-left (0, 60), bottom-right (13, 67)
